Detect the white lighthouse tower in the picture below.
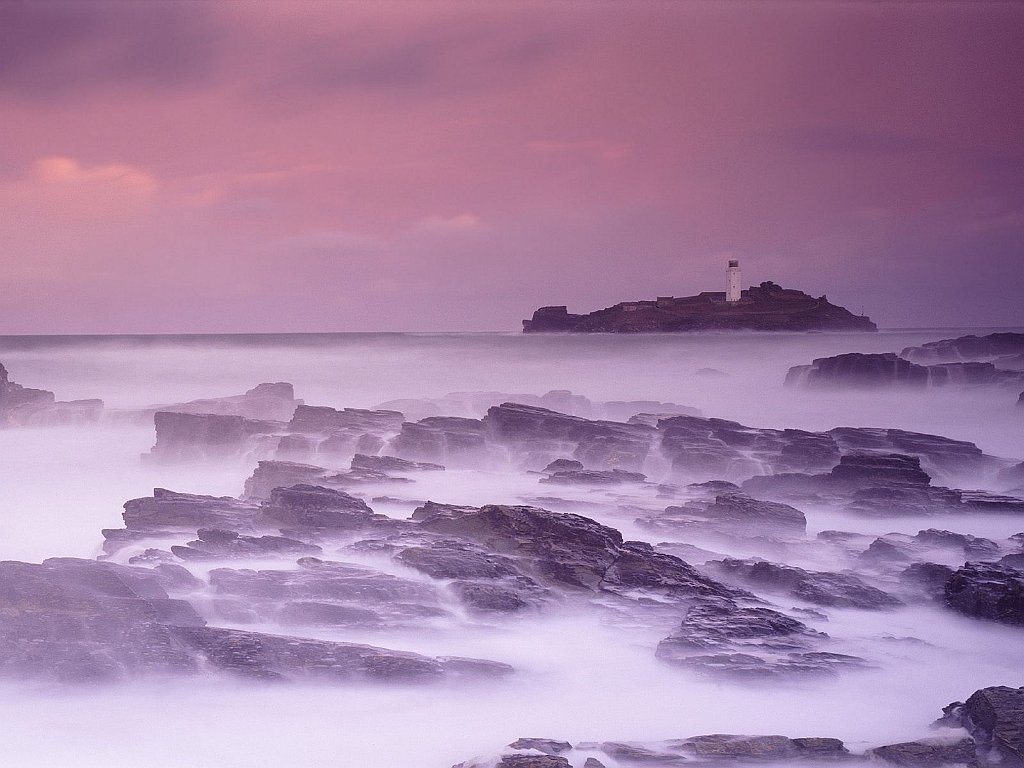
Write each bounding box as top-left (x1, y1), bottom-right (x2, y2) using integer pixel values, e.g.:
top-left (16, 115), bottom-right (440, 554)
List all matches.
top-left (726, 259), bottom-right (742, 302)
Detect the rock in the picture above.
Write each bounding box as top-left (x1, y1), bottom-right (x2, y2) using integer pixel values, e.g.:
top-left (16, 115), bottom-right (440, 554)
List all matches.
top-left (395, 542), bottom-right (523, 580)
top-left (914, 530), bottom-right (1001, 560)
top-left (351, 454), bottom-right (444, 472)
top-left (485, 402), bottom-right (656, 472)
top-left (174, 625), bottom-right (511, 683)
top-left (540, 469), bottom-right (647, 485)
top-left (944, 563), bottom-right (1024, 625)
top-left (655, 597), bottom-right (864, 678)
top-left (652, 493), bottom-right (806, 535)
top-left (583, 760), bottom-right (607, 768)
top-left (158, 382), bottom-right (299, 421)
top-left (169, 528), bottom-right (321, 560)
top-left (390, 416), bottom-right (495, 468)
top-left (289, 404), bottom-right (404, 434)
top-left (411, 503), bottom-right (735, 600)
top-left (254, 485), bottom-right (376, 530)
top-left (708, 559), bottom-right (903, 610)
top-left (122, 488), bottom-right (260, 532)
top-left (901, 332), bottom-right (1024, 364)
top-left (0, 362), bottom-right (103, 426)
top-left (523, 282), bottom-right (877, 333)
top-left (675, 734), bottom-right (850, 761)
top-left (541, 459), bottom-right (584, 473)
top-left (830, 453), bottom-right (932, 487)
top-left (241, 460), bottom-right (404, 501)
top-left (900, 563), bottom-right (956, 596)
top-left (787, 353), bottom-right (1024, 390)
top-left (871, 738), bottom-right (978, 767)
top-left (939, 686), bottom-right (1024, 767)
top-left (507, 739), bottom-right (572, 754)
top-left (147, 411), bottom-right (282, 463)
top-left (495, 757), bottom-right (571, 768)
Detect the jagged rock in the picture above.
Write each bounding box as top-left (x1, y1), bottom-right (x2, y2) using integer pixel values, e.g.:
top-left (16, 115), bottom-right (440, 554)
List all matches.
top-left (147, 411), bottom-right (281, 463)
top-left (583, 760), bottom-right (607, 768)
top-left (945, 563), bottom-right (1024, 625)
top-left (650, 493), bottom-right (806, 535)
top-left (902, 332), bottom-right (1024, 364)
top-left (523, 282), bottom-right (876, 333)
top-left (787, 353), bottom-right (1024, 390)
top-left (174, 625), bottom-right (510, 683)
top-left (914, 530), bottom-right (1001, 559)
top-left (485, 402), bottom-right (656, 472)
top-left (540, 469), bottom-right (647, 485)
top-left (254, 485), bottom-right (376, 530)
top-left (900, 563), bottom-right (956, 596)
top-left (241, 460), bottom-right (403, 501)
top-left (391, 416), bottom-right (495, 468)
top-left (871, 738), bottom-right (978, 767)
top-left (496, 757), bottom-right (571, 768)
top-left (655, 597), bottom-right (864, 678)
top-left (0, 362), bottom-right (104, 426)
top-left (507, 739), bottom-right (572, 754)
top-left (939, 686), bottom-right (1024, 767)
top-left (395, 542), bottom-right (522, 580)
top-left (674, 734), bottom-right (850, 761)
top-left (542, 459), bottom-right (584, 473)
top-left (123, 488), bottom-right (260, 532)
top-left (170, 528), bottom-right (321, 560)
top-left (158, 382), bottom-right (299, 421)
top-left (830, 453), bottom-right (932, 487)
top-left (351, 454), bottom-right (444, 472)
top-left (288, 404), bottom-right (404, 434)
top-left (411, 502), bottom-right (735, 600)
top-left (708, 559), bottom-right (903, 610)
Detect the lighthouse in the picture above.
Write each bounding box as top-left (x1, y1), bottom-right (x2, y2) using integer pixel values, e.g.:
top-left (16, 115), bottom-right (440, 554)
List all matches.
top-left (726, 259), bottom-right (742, 302)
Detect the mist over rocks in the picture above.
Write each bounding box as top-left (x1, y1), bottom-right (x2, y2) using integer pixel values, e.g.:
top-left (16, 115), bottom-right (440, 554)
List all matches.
top-left (0, 361), bottom-right (103, 426)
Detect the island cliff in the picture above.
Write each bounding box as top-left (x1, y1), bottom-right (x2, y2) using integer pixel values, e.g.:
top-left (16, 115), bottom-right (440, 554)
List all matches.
top-left (523, 281), bottom-right (877, 333)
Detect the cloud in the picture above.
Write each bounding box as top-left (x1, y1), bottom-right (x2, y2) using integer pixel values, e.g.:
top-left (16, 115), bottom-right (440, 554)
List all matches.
top-left (413, 214), bottom-right (486, 234)
top-left (32, 156), bottom-right (157, 195)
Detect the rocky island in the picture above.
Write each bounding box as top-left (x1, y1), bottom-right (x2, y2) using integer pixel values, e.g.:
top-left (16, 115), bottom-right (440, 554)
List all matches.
top-left (523, 262), bottom-right (876, 333)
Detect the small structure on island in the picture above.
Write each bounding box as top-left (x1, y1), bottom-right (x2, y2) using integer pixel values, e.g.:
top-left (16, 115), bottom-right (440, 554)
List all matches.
top-left (726, 259), bottom-right (742, 303)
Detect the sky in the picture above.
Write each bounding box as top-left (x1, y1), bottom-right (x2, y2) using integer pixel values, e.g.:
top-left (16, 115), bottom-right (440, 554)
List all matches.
top-left (1, 0), bottom-right (1022, 333)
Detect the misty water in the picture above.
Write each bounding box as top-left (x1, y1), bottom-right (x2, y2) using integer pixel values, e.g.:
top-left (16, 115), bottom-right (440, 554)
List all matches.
top-left (1, 330), bottom-right (1022, 767)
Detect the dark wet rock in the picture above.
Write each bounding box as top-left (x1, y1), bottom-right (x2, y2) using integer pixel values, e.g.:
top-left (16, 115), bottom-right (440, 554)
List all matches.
top-left (123, 488), bottom-right (260, 532)
top-left (391, 416), bottom-right (496, 468)
top-left (902, 332), bottom-right (1024, 364)
top-left (594, 742), bottom-right (683, 763)
top-left (395, 541), bottom-right (522, 580)
top-left (158, 382), bottom-right (299, 422)
top-left (351, 453), bottom-right (444, 472)
top-left (0, 558), bottom-right (205, 681)
top-left (959, 491), bottom-right (1024, 514)
top-left (540, 469), bottom-right (647, 486)
top-left (147, 411), bottom-right (282, 463)
top-left (830, 453), bottom-right (932, 487)
top-left (787, 352), bottom-right (1024, 390)
top-left (656, 597), bottom-right (864, 678)
top-left (689, 480), bottom-right (741, 492)
top-left (900, 563), bottom-right (956, 596)
top-left (496, 757), bottom-right (572, 768)
top-left (871, 738), bottom-right (978, 767)
top-left (914, 530), bottom-right (1001, 559)
top-left (254, 485), bottom-right (376, 530)
top-left (288, 404), bottom-right (404, 434)
top-left (175, 625), bottom-right (510, 683)
top-left (209, 558), bottom-right (446, 627)
top-left (170, 528), bottom-right (321, 560)
top-left (583, 760), bottom-right (607, 768)
top-left (860, 538), bottom-right (913, 563)
top-left (485, 402), bottom-right (657, 472)
top-left (939, 686), bottom-right (1024, 767)
top-left (507, 739), bottom-right (572, 755)
top-left (945, 563), bottom-right (1024, 625)
top-left (675, 734), bottom-right (850, 761)
top-left (450, 581), bottom-right (533, 613)
top-left (1001, 554), bottom-right (1024, 569)
top-left (411, 502), bottom-right (735, 600)
top-left (708, 558), bottom-right (903, 610)
top-left (542, 459), bottom-right (584, 473)
top-left (241, 460), bottom-right (404, 502)
top-left (649, 493), bottom-right (806, 535)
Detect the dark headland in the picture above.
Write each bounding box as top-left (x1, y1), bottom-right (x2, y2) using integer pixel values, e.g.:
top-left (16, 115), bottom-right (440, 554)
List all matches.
top-left (524, 281), bottom-right (877, 333)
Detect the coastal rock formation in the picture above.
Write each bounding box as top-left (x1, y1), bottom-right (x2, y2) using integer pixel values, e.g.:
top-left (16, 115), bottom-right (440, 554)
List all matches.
top-left (901, 333), bottom-right (1024, 364)
top-left (0, 362), bottom-right (103, 426)
top-left (786, 353), bottom-right (1024, 389)
top-left (944, 562), bottom-right (1024, 626)
top-left (523, 281), bottom-right (877, 333)
top-left (939, 686), bottom-right (1024, 767)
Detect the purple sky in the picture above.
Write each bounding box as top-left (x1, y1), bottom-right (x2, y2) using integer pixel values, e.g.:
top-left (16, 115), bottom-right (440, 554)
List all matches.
top-left (1, 1), bottom-right (1022, 333)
